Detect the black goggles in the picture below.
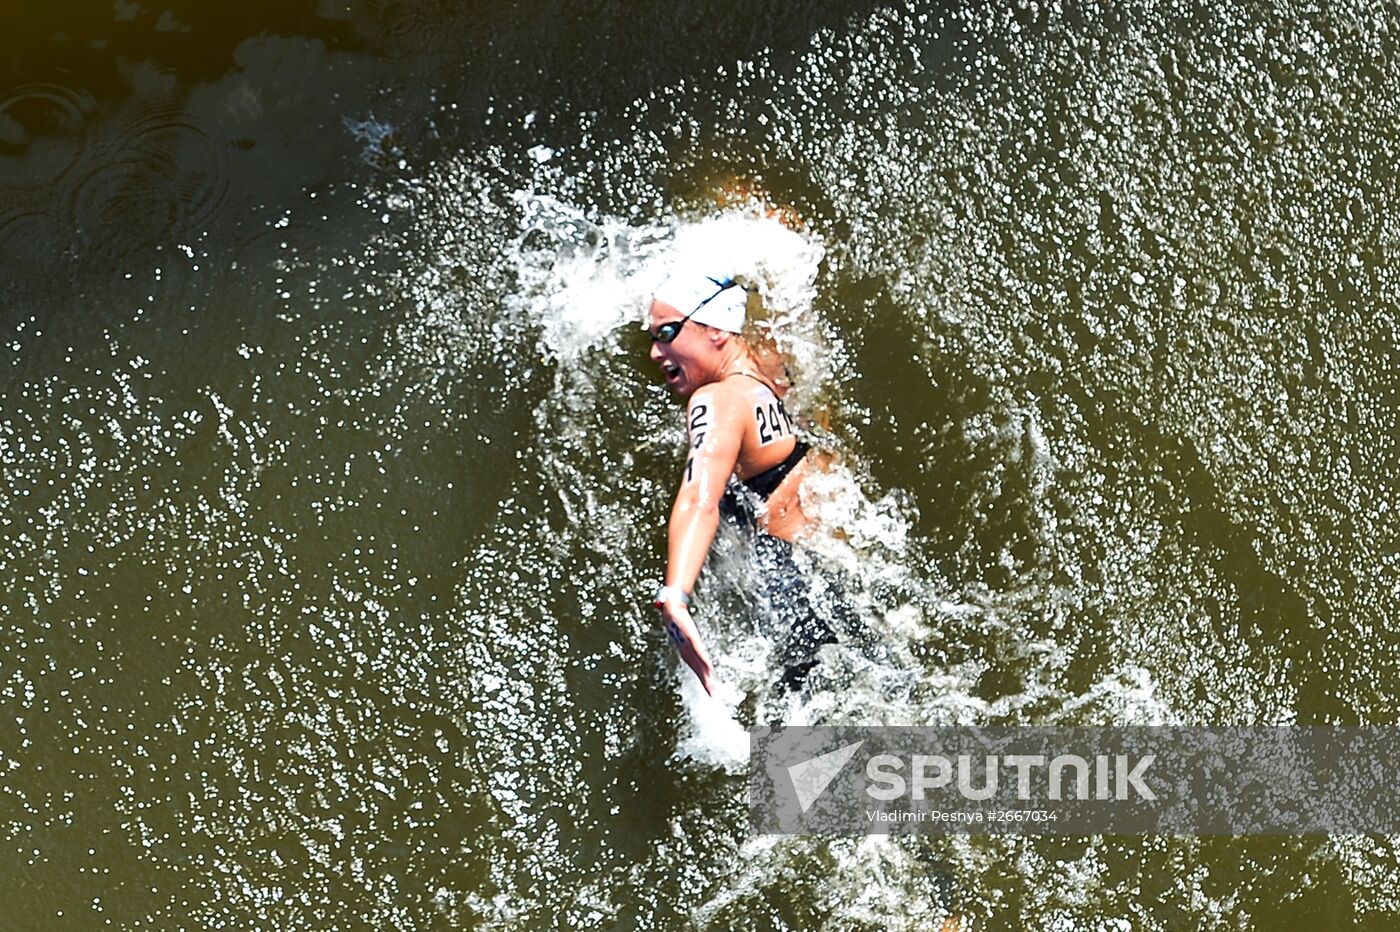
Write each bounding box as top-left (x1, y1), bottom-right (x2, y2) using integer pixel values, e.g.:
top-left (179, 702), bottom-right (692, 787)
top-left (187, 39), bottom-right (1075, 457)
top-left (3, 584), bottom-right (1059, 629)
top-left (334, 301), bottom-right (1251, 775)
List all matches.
top-left (649, 309), bottom-right (699, 344)
top-left (648, 278), bottom-right (740, 344)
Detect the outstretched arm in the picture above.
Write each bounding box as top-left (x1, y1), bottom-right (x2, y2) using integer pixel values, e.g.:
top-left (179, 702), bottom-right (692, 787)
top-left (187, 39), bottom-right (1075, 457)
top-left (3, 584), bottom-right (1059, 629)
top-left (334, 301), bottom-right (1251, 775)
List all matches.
top-left (657, 388), bottom-right (741, 695)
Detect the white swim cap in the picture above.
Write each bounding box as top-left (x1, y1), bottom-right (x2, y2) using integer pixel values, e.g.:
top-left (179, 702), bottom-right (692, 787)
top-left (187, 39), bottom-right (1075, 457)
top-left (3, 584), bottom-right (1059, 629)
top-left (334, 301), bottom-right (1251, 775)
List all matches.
top-left (652, 269), bottom-right (749, 333)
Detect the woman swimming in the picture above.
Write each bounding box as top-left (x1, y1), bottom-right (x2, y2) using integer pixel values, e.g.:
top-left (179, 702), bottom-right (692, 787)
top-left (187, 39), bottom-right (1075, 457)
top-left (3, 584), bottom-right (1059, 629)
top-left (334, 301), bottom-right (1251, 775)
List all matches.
top-left (646, 268), bottom-right (834, 695)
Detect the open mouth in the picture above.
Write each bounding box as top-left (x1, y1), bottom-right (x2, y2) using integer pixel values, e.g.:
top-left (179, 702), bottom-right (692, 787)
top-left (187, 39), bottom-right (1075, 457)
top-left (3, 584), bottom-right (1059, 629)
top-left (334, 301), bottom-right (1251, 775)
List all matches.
top-left (660, 361), bottom-right (682, 385)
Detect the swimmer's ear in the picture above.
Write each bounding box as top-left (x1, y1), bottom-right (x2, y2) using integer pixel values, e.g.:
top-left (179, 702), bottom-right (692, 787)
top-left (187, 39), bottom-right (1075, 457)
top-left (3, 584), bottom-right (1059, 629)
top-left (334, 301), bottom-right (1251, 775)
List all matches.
top-left (706, 326), bottom-right (733, 347)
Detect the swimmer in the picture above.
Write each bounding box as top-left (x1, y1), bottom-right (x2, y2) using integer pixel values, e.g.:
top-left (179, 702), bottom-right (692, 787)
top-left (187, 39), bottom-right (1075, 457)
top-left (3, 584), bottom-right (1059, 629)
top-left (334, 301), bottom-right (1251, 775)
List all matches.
top-left (646, 268), bottom-right (832, 696)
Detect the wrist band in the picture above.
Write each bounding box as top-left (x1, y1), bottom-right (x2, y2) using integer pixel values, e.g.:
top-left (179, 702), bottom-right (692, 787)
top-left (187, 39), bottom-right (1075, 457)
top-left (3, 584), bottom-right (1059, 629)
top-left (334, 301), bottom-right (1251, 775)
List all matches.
top-left (654, 585), bottom-right (691, 609)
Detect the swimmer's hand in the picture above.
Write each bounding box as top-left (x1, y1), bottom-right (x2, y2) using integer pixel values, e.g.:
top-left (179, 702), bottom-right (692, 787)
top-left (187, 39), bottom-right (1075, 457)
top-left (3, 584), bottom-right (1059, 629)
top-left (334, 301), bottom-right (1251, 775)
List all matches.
top-left (658, 602), bottom-right (716, 696)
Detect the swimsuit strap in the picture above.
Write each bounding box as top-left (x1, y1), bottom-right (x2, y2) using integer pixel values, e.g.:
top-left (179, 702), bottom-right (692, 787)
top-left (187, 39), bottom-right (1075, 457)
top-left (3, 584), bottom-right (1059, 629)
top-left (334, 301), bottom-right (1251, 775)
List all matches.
top-left (743, 440), bottom-right (810, 500)
top-left (726, 368), bottom-right (781, 396)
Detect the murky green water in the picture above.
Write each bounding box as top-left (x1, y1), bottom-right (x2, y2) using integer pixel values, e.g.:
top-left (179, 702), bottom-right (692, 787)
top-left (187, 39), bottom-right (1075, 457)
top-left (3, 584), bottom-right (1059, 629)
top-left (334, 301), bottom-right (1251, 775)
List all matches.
top-left (4, 0), bottom-right (1400, 928)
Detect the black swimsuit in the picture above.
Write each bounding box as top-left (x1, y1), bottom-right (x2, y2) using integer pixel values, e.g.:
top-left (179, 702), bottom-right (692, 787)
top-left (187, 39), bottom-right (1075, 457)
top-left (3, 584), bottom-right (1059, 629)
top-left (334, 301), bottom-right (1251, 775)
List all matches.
top-left (713, 375), bottom-right (838, 692)
top-left (742, 439), bottom-right (810, 499)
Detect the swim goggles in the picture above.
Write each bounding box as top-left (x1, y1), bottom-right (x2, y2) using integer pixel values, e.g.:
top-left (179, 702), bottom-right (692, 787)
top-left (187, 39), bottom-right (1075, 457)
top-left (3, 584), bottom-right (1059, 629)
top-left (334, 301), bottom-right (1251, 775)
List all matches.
top-left (649, 277), bottom-right (741, 343)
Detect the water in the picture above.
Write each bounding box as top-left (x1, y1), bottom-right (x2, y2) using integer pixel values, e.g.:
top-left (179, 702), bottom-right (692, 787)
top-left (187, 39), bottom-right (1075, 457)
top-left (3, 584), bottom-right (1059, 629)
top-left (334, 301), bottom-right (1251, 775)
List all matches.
top-left (3, 0), bottom-right (1399, 927)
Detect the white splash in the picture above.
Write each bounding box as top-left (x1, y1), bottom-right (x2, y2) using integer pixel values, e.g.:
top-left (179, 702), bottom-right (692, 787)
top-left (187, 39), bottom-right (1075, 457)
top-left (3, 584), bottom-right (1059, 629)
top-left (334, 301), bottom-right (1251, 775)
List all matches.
top-left (673, 675), bottom-right (749, 773)
top-left (504, 196), bottom-right (826, 366)
top-left (662, 210), bottom-right (826, 330)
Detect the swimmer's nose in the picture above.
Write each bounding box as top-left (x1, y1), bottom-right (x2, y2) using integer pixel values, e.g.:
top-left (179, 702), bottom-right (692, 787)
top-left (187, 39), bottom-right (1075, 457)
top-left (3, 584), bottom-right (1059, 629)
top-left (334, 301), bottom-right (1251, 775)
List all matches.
top-left (648, 341), bottom-right (664, 363)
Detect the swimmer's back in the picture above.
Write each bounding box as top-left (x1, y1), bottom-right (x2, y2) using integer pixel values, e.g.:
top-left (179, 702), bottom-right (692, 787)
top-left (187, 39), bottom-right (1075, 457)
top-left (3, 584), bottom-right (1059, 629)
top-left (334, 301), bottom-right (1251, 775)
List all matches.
top-left (693, 373), bottom-right (813, 540)
top-left (704, 373), bottom-right (800, 479)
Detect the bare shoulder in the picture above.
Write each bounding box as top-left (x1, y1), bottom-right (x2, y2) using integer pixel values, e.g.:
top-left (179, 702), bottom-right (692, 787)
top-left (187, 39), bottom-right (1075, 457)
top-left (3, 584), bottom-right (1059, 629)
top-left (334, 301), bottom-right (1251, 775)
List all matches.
top-left (686, 380), bottom-right (747, 422)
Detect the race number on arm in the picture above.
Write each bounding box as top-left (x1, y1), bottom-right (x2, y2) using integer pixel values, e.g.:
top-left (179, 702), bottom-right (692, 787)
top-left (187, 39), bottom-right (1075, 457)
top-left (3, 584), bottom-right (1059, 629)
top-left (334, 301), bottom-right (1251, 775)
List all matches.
top-left (665, 388), bottom-right (742, 596)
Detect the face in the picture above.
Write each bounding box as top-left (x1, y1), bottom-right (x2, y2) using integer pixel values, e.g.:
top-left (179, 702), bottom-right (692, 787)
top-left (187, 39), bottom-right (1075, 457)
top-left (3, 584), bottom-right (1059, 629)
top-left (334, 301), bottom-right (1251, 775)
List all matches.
top-left (647, 299), bottom-right (719, 396)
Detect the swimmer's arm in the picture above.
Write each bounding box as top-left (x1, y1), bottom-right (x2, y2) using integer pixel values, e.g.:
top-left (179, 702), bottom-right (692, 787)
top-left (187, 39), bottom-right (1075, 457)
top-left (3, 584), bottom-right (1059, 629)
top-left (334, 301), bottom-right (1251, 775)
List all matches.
top-left (665, 389), bottom-right (742, 595)
top-left (658, 390), bottom-right (740, 696)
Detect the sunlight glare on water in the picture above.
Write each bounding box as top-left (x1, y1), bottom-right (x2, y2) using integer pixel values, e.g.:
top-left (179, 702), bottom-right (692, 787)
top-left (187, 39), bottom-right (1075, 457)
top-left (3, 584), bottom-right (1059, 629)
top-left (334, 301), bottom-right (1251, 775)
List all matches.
top-left (2, 0), bottom-right (1399, 927)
